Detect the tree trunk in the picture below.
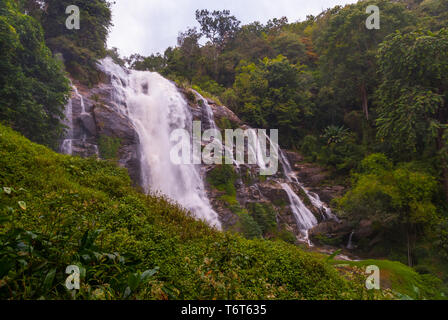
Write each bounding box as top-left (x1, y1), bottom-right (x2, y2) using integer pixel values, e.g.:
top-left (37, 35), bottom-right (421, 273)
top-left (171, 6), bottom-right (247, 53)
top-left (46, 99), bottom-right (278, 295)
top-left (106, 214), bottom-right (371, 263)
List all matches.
top-left (360, 83), bottom-right (369, 121)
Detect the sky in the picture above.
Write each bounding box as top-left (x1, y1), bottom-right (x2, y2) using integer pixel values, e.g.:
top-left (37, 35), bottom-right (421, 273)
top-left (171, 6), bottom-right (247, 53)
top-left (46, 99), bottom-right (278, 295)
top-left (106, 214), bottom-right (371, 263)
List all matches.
top-left (107, 0), bottom-right (358, 57)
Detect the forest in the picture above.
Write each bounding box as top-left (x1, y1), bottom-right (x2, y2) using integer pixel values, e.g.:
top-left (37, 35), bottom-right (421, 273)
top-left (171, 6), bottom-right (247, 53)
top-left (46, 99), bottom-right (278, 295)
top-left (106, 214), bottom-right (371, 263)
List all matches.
top-left (1, 0), bottom-right (448, 300)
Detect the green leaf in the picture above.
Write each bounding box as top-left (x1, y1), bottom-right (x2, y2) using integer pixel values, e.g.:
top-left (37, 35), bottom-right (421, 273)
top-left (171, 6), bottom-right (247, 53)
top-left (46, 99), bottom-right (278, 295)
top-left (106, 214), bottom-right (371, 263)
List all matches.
top-left (18, 201), bottom-right (27, 211)
top-left (140, 267), bottom-right (159, 282)
top-left (0, 258), bottom-right (14, 278)
top-left (42, 269), bottom-right (57, 294)
top-left (123, 286), bottom-right (132, 299)
top-left (128, 272), bottom-right (140, 291)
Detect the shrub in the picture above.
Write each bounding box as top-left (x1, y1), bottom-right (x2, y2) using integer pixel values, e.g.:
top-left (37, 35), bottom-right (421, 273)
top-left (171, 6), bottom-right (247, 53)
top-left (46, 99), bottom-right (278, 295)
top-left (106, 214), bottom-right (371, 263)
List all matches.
top-left (98, 135), bottom-right (121, 160)
top-left (247, 203), bottom-right (277, 235)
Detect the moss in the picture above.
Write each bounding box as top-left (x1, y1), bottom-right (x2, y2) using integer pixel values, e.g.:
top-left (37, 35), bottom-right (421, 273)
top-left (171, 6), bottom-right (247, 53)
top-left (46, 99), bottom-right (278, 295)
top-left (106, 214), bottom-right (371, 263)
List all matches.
top-left (191, 85), bottom-right (223, 106)
top-left (276, 230), bottom-right (297, 245)
top-left (207, 165), bottom-right (237, 197)
top-left (297, 188), bottom-right (312, 207)
top-left (185, 90), bottom-right (197, 105)
top-left (98, 135), bottom-right (121, 160)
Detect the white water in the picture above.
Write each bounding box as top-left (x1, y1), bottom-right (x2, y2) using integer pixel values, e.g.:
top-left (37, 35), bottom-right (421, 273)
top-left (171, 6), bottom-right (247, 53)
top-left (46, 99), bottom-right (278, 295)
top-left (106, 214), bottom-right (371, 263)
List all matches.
top-left (278, 148), bottom-right (338, 222)
top-left (256, 131), bottom-right (338, 244)
top-left (73, 86), bottom-right (87, 115)
top-left (60, 85), bottom-right (95, 156)
top-left (99, 58), bottom-right (221, 229)
top-left (281, 183), bottom-right (318, 245)
top-left (194, 91), bottom-right (242, 169)
top-left (347, 231), bottom-right (355, 250)
top-left (60, 87), bottom-right (74, 155)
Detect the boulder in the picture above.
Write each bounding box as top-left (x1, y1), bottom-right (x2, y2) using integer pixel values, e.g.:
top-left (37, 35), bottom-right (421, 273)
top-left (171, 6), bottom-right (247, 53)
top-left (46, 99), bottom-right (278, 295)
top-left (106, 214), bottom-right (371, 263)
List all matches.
top-left (93, 104), bottom-right (139, 145)
top-left (79, 113), bottom-right (97, 136)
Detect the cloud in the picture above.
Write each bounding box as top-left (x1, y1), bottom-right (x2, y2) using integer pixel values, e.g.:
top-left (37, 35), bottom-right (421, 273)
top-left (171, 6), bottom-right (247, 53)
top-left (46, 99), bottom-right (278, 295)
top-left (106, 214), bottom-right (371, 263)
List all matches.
top-left (107, 0), bottom-right (357, 57)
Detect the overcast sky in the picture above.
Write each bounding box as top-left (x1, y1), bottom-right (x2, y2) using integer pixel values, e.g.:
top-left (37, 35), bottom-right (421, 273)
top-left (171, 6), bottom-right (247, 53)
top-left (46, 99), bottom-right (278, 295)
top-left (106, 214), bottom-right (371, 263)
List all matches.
top-left (107, 0), bottom-right (358, 57)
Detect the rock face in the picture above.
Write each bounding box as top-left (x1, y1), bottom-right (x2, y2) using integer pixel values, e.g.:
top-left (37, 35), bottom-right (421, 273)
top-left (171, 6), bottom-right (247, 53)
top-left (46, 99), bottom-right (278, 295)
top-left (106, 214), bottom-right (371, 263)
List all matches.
top-left (60, 77), bottom-right (142, 186)
top-left (63, 76), bottom-right (351, 249)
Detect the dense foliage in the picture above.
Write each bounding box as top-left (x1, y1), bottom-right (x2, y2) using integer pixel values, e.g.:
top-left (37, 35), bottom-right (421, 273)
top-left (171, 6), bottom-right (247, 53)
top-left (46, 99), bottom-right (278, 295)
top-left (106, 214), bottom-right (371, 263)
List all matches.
top-left (19, 0), bottom-right (113, 86)
top-left (0, 0), bottom-right (70, 148)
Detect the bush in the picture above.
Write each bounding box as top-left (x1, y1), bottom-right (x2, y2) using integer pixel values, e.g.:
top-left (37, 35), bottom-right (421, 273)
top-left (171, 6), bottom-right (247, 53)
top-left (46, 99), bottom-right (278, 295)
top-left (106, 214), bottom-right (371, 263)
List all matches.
top-left (98, 135), bottom-right (121, 160)
top-left (0, 0), bottom-right (70, 148)
top-left (247, 203), bottom-right (277, 235)
top-left (207, 165), bottom-right (237, 196)
top-left (238, 210), bottom-right (263, 240)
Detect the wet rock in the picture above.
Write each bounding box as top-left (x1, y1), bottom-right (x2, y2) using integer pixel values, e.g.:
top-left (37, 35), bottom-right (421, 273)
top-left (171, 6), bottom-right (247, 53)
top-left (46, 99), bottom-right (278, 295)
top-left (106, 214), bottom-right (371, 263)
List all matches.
top-left (93, 104), bottom-right (139, 145)
top-left (79, 113), bottom-right (97, 136)
top-left (257, 181), bottom-right (290, 205)
top-left (309, 220), bottom-right (353, 246)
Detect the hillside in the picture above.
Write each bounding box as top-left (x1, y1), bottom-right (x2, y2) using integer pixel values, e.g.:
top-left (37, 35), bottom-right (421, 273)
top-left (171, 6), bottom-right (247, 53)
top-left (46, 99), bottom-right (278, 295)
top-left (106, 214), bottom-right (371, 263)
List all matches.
top-left (0, 123), bottom-right (375, 300)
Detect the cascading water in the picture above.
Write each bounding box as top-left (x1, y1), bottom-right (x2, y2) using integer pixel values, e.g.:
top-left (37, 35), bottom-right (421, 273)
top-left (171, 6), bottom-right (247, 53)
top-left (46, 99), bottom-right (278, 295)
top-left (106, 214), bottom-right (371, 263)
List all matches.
top-left (347, 231), bottom-right (355, 250)
top-left (99, 58), bottom-right (221, 229)
top-left (194, 91), bottom-right (241, 169)
top-left (60, 84), bottom-right (100, 156)
top-left (258, 131), bottom-right (338, 243)
top-left (281, 183), bottom-right (318, 245)
top-left (278, 147), bottom-right (338, 222)
top-left (60, 95), bottom-right (73, 155)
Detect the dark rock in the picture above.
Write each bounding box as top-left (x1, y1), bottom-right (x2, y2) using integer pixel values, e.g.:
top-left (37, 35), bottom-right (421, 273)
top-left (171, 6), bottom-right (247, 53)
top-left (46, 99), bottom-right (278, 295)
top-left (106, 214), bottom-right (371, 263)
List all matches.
top-left (93, 104), bottom-right (139, 145)
top-left (118, 144), bottom-right (142, 187)
top-left (257, 181), bottom-right (290, 205)
top-left (79, 113), bottom-right (97, 136)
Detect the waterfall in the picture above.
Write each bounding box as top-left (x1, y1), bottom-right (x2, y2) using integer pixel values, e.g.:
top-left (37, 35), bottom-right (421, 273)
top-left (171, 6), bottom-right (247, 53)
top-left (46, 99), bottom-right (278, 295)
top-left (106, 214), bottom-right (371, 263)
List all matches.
top-left (194, 92), bottom-right (217, 130)
top-left (60, 86), bottom-right (74, 155)
top-left (281, 183), bottom-right (318, 246)
top-left (347, 231), bottom-right (355, 250)
top-left (258, 132), bottom-right (338, 243)
top-left (74, 86), bottom-right (87, 115)
top-left (194, 91), bottom-right (242, 169)
top-left (99, 58), bottom-right (221, 229)
top-left (278, 148), bottom-right (338, 222)
top-left (60, 84), bottom-right (94, 156)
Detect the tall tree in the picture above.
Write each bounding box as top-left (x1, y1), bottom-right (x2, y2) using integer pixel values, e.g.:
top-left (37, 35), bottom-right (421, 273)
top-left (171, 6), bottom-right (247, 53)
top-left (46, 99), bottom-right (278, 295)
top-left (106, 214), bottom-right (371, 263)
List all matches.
top-left (376, 29), bottom-right (448, 201)
top-left (0, 0), bottom-right (70, 148)
top-left (195, 9), bottom-right (241, 79)
top-left (195, 9), bottom-right (240, 49)
top-left (317, 1), bottom-right (415, 121)
top-left (40, 0), bottom-right (112, 85)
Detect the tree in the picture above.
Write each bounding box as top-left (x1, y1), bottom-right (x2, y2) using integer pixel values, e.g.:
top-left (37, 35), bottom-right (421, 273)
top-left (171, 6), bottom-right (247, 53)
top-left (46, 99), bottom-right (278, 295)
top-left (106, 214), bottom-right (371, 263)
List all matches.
top-left (0, 0), bottom-right (70, 148)
top-left (338, 154), bottom-right (439, 266)
top-left (317, 1), bottom-right (415, 121)
top-left (195, 9), bottom-right (240, 48)
top-left (233, 55), bottom-right (313, 148)
top-left (40, 0), bottom-right (113, 85)
top-left (176, 27), bottom-right (202, 78)
top-left (376, 29), bottom-right (448, 201)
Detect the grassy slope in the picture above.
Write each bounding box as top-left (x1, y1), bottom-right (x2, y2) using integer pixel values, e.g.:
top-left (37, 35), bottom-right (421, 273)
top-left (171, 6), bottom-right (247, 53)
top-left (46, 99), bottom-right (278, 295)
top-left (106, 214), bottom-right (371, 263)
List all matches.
top-left (330, 259), bottom-right (446, 300)
top-left (0, 124), bottom-right (370, 300)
